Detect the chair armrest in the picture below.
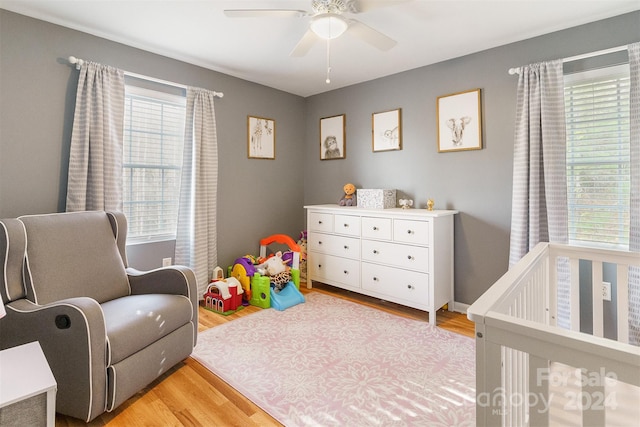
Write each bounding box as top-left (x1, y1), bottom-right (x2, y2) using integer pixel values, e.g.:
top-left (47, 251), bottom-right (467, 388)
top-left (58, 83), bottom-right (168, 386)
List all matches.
top-left (126, 266), bottom-right (198, 344)
top-left (2, 297), bottom-right (107, 422)
top-left (127, 265), bottom-right (195, 297)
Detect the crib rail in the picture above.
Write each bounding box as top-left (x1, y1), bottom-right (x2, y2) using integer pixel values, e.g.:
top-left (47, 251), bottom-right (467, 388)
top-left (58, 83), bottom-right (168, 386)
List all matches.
top-left (468, 242), bottom-right (640, 426)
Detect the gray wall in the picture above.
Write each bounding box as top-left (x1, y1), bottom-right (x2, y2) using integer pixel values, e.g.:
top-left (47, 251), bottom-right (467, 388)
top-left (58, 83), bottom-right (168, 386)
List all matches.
top-left (1, 9), bottom-right (638, 305)
top-left (0, 10), bottom-right (306, 271)
top-left (303, 11), bottom-right (640, 305)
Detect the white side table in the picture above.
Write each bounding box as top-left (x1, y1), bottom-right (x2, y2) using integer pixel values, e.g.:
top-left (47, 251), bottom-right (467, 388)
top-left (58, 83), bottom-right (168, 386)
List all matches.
top-left (0, 341), bottom-right (57, 427)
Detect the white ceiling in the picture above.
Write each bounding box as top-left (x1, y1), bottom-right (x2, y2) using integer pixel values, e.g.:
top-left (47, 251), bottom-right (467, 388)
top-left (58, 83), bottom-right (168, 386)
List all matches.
top-left (1, 0), bottom-right (639, 97)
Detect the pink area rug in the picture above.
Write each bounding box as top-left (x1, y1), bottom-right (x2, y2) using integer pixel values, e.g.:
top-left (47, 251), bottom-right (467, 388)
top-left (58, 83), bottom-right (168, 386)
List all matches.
top-left (192, 292), bottom-right (476, 426)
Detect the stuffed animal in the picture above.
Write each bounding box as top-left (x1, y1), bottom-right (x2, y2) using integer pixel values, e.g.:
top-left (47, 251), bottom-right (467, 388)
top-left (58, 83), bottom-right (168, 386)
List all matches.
top-left (297, 231), bottom-right (307, 280)
top-left (339, 183), bottom-right (357, 206)
top-left (256, 251), bottom-right (292, 292)
top-left (270, 271), bottom-right (291, 292)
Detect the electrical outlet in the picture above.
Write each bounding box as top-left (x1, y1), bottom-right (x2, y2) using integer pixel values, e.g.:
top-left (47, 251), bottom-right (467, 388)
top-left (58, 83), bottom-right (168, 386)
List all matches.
top-left (602, 281), bottom-right (611, 301)
top-left (162, 257), bottom-right (172, 267)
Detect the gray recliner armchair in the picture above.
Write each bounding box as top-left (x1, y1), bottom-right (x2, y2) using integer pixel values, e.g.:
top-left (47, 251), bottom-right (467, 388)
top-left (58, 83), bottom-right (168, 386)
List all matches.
top-left (0, 211), bottom-right (198, 422)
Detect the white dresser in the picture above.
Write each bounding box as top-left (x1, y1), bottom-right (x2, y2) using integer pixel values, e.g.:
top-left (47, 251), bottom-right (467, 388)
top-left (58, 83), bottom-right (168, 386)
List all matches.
top-left (305, 204), bottom-right (457, 324)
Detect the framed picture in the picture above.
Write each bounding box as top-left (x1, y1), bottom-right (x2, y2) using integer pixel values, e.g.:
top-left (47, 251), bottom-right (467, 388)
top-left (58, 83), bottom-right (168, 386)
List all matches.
top-left (436, 88), bottom-right (482, 152)
top-left (247, 115), bottom-right (275, 159)
top-left (320, 114), bottom-right (346, 160)
top-left (372, 108), bottom-right (402, 152)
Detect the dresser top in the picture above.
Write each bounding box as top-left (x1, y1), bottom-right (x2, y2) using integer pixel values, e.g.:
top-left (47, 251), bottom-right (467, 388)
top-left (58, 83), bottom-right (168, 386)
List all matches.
top-left (304, 204), bottom-right (458, 218)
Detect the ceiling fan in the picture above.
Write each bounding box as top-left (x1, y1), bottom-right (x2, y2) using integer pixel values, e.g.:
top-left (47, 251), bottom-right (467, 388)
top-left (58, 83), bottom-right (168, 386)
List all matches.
top-left (224, 0), bottom-right (398, 57)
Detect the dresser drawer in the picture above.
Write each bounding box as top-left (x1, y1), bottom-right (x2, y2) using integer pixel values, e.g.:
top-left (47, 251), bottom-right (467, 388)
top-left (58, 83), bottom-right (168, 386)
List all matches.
top-left (361, 217), bottom-right (392, 240)
top-left (361, 262), bottom-right (429, 307)
top-left (334, 214), bottom-right (360, 236)
top-left (393, 219), bottom-right (430, 246)
top-left (308, 233), bottom-right (360, 259)
top-left (361, 239), bottom-right (429, 273)
top-left (308, 252), bottom-right (360, 288)
top-left (308, 212), bottom-right (333, 233)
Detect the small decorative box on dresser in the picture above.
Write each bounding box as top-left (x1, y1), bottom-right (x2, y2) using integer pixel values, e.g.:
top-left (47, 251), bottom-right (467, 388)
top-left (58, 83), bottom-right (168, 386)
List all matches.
top-left (304, 204), bottom-right (458, 325)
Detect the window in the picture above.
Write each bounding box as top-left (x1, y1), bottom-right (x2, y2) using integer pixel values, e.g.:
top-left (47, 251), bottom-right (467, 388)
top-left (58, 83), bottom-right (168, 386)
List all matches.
top-left (123, 86), bottom-right (186, 243)
top-left (564, 64), bottom-right (630, 249)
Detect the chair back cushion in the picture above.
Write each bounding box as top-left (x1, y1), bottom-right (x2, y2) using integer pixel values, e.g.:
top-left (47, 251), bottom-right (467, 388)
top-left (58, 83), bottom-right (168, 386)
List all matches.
top-left (20, 211), bottom-right (130, 305)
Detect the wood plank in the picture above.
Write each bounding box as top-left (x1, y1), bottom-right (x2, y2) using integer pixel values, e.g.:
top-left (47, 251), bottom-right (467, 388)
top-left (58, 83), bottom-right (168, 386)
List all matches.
top-left (56, 283), bottom-right (474, 426)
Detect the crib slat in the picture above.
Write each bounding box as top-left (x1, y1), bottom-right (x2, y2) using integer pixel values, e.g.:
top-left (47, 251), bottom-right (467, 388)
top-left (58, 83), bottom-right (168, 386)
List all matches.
top-left (549, 256), bottom-right (558, 326)
top-left (617, 265), bottom-right (629, 344)
top-left (570, 257), bottom-right (580, 331)
top-left (528, 355), bottom-right (549, 426)
top-left (582, 383), bottom-right (606, 426)
top-left (592, 261), bottom-right (604, 338)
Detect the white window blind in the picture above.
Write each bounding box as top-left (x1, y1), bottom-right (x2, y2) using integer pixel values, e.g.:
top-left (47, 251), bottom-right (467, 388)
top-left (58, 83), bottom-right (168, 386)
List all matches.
top-left (123, 86), bottom-right (186, 243)
top-left (564, 64), bottom-right (630, 249)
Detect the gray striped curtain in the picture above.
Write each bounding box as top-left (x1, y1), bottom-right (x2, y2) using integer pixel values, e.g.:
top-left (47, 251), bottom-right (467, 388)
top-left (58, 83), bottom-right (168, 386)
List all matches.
top-left (66, 62), bottom-right (125, 212)
top-left (175, 88), bottom-right (218, 297)
top-left (509, 60), bottom-right (568, 267)
top-left (628, 42), bottom-right (640, 344)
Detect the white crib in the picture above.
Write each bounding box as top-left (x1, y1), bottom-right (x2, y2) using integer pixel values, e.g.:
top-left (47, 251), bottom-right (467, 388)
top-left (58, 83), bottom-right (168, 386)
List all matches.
top-left (468, 242), bottom-right (640, 426)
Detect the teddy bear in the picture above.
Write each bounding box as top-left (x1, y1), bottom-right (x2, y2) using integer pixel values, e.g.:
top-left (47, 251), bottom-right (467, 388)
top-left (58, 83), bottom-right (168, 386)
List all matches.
top-left (339, 183), bottom-right (357, 206)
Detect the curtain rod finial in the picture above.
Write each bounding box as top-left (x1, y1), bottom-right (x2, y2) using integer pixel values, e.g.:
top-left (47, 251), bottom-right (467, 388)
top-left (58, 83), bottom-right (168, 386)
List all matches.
top-left (68, 56), bottom-right (83, 70)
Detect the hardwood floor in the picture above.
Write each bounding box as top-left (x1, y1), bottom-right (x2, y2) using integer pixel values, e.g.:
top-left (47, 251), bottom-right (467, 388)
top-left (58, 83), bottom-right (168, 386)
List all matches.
top-left (55, 283), bottom-right (475, 426)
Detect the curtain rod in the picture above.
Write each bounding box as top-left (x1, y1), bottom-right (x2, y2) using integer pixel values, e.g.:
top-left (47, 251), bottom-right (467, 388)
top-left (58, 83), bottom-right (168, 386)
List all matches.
top-left (507, 45), bottom-right (628, 75)
top-left (68, 56), bottom-right (224, 98)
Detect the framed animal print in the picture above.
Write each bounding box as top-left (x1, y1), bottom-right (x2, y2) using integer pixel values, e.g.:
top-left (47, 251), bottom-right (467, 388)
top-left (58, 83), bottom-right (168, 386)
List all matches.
top-left (372, 108), bottom-right (402, 152)
top-left (436, 89), bottom-right (482, 152)
top-left (248, 115), bottom-right (275, 159)
top-left (320, 114), bottom-right (346, 160)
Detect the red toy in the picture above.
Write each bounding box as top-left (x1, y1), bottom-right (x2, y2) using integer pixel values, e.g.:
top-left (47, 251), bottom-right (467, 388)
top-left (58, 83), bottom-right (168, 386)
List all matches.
top-left (204, 277), bottom-right (244, 313)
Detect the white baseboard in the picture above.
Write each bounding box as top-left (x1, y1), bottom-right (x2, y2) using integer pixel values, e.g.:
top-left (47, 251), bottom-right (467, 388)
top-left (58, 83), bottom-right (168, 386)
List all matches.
top-left (451, 301), bottom-right (470, 315)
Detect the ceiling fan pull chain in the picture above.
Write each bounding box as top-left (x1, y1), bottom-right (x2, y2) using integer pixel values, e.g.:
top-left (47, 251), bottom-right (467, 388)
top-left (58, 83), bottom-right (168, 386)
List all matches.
top-left (326, 38), bottom-right (332, 84)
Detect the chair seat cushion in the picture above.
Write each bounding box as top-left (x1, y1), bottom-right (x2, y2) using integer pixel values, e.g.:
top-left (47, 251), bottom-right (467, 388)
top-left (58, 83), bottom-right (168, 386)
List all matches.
top-left (102, 294), bottom-right (193, 365)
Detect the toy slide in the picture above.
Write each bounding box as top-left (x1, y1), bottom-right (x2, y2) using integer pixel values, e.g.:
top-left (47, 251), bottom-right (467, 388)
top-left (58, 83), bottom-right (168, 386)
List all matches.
top-left (270, 281), bottom-right (305, 311)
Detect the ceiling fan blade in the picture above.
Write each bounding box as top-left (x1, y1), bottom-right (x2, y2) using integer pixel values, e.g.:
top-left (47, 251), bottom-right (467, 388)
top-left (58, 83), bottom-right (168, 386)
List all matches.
top-left (224, 9), bottom-right (308, 18)
top-left (347, 19), bottom-right (396, 51)
top-left (353, 0), bottom-right (413, 13)
top-left (290, 28), bottom-right (319, 57)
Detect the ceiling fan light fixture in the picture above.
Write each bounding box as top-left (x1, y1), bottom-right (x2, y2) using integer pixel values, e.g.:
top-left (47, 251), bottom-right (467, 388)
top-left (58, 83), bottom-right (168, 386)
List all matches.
top-left (310, 14), bottom-right (348, 40)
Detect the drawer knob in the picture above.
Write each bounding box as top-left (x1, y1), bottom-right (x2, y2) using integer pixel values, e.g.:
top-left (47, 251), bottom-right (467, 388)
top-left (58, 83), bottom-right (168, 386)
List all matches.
top-left (343, 223), bottom-right (349, 228)
top-left (318, 241), bottom-right (323, 245)
top-left (343, 270), bottom-right (349, 275)
top-left (318, 264), bottom-right (322, 268)
top-left (373, 250), bottom-right (379, 254)
top-left (373, 226), bottom-right (378, 231)
top-left (407, 284), bottom-right (414, 290)
top-left (407, 229), bottom-right (413, 234)
top-left (407, 255), bottom-right (414, 260)
top-left (373, 277), bottom-right (379, 281)
top-left (343, 245), bottom-right (349, 249)
top-left (318, 221), bottom-right (323, 224)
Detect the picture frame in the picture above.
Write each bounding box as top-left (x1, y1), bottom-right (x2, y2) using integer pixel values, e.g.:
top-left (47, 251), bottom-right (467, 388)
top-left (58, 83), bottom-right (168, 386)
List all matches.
top-left (436, 88), bottom-right (482, 152)
top-left (372, 108), bottom-right (402, 152)
top-left (320, 114), bottom-right (346, 160)
top-left (247, 115), bottom-right (275, 159)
